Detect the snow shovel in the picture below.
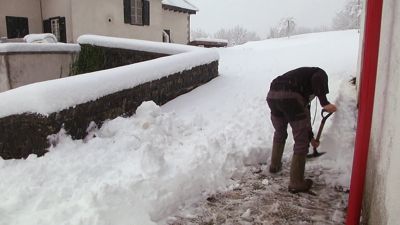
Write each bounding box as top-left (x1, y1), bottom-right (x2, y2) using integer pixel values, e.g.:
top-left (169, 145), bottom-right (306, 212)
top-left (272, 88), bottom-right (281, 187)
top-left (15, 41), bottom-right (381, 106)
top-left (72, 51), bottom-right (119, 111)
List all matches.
top-left (307, 109), bottom-right (334, 158)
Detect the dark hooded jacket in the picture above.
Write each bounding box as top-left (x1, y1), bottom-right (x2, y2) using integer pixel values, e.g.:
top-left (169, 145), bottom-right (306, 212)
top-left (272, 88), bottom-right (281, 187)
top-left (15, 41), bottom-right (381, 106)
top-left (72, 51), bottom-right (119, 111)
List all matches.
top-left (270, 67), bottom-right (330, 106)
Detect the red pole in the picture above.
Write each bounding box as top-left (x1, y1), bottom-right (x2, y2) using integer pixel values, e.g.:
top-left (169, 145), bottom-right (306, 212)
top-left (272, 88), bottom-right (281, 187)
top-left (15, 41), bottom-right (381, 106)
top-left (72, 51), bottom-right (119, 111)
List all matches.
top-left (346, 0), bottom-right (384, 224)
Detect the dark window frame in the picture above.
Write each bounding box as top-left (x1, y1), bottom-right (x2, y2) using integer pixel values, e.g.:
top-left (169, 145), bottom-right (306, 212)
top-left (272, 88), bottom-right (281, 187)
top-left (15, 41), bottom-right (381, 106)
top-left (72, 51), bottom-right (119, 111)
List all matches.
top-left (124, 0), bottom-right (150, 26)
top-left (5, 16), bottom-right (29, 39)
top-left (42, 16), bottom-right (67, 43)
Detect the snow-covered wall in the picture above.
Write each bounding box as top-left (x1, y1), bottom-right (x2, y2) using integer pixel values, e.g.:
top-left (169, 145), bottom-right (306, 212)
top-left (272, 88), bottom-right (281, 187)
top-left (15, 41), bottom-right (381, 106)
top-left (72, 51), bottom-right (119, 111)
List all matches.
top-left (0, 43), bottom-right (80, 92)
top-left (77, 35), bottom-right (198, 55)
top-left (363, 0), bottom-right (400, 224)
top-left (74, 35), bottom-right (200, 74)
top-left (0, 36), bottom-right (219, 159)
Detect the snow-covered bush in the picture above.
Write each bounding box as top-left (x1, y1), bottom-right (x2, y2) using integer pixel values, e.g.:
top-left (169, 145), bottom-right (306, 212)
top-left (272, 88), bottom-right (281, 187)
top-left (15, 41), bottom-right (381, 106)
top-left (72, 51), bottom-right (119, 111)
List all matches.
top-left (214, 25), bottom-right (260, 46)
top-left (268, 17), bottom-right (296, 38)
top-left (332, 0), bottom-right (362, 30)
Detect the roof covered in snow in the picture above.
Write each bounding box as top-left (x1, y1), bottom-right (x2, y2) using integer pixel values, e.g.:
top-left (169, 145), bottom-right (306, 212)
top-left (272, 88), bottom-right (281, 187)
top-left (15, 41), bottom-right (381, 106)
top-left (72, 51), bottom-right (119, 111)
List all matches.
top-left (162, 0), bottom-right (198, 14)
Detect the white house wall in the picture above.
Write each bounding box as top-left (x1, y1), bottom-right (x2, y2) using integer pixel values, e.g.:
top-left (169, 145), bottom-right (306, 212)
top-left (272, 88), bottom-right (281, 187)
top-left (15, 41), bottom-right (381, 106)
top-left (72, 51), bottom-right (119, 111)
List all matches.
top-left (162, 9), bottom-right (189, 44)
top-left (69, 0), bottom-right (163, 43)
top-left (0, 0), bottom-right (42, 38)
top-left (364, 0), bottom-right (400, 224)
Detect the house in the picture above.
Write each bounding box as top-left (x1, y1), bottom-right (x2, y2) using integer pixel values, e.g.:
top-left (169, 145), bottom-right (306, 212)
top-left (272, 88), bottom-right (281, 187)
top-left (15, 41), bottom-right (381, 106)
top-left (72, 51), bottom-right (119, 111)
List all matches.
top-left (0, 0), bottom-right (197, 44)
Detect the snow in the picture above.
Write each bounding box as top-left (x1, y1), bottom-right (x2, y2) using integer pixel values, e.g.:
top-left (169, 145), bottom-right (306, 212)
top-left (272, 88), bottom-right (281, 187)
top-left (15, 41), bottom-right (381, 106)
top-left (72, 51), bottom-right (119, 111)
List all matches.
top-left (0, 30), bottom-right (359, 225)
top-left (24, 33), bottom-right (58, 43)
top-left (192, 38), bottom-right (229, 43)
top-left (78, 35), bottom-right (199, 55)
top-left (162, 0), bottom-right (198, 11)
top-left (0, 43), bottom-right (80, 53)
top-left (0, 47), bottom-right (218, 117)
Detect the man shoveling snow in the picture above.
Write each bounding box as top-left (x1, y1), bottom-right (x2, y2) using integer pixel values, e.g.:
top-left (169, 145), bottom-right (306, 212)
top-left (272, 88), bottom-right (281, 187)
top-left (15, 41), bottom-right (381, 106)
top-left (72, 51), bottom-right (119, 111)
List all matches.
top-left (266, 67), bottom-right (337, 193)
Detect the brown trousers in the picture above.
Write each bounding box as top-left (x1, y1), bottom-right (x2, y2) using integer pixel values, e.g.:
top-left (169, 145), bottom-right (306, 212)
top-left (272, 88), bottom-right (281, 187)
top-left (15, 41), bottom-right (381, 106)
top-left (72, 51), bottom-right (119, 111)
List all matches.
top-left (266, 91), bottom-right (312, 155)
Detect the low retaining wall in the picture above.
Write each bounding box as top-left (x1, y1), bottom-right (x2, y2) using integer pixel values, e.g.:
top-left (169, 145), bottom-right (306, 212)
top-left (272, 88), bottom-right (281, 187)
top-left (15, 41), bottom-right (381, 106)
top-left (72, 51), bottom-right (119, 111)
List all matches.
top-left (0, 61), bottom-right (218, 159)
top-left (73, 45), bottom-right (169, 74)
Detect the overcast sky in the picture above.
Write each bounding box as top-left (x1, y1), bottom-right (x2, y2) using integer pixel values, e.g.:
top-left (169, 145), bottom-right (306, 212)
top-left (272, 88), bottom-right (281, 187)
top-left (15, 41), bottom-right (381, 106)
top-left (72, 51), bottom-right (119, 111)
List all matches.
top-left (189, 0), bottom-right (348, 38)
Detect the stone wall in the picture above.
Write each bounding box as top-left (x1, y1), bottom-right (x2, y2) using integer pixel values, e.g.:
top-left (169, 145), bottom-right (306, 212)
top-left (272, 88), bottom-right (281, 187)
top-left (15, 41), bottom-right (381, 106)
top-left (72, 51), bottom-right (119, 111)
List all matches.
top-left (0, 61), bottom-right (218, 159)
top-left (72, 45), bottom-right (169, 74)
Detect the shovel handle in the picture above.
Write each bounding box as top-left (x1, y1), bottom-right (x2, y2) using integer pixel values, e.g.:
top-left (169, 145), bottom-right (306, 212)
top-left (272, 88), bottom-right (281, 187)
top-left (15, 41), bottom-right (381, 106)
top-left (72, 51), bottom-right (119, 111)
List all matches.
top-left (315, 110), bottom-right (334, 141)
top-left (309, 110), bottom-right (334, 158)
top-left (321, 109), bottom-right (334, 121)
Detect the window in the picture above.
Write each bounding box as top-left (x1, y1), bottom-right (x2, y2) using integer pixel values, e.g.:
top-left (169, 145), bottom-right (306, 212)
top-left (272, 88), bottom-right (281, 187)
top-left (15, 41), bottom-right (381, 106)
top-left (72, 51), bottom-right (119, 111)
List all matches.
top-left (124, 0), bottom-right (150, 26)
top-left (131, 0), bottom-right (143, 25)
top-left (43, 17), bottom-right (67, 43)
top-left (6, 16), bottom-right (29, 38)
top-left (51, 18), bottom-right (60, 41)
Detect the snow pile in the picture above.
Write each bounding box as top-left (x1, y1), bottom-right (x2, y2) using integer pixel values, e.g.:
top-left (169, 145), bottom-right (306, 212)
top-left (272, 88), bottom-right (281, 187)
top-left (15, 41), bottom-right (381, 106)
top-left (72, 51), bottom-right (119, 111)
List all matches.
top-left (192, 38), bottom-right (229, 44)
top-left (78, 35), bottom-right (199, 55)
top-left (0, 43), bottom-right (80, 53)
top-left (0, 47), bottom-right (218, 117)
top-left (0, 102), bottom-right (237, 225)
top-left (312, 80), bottom-right (357, 187)
top-left (24, 33), bottom-right (58, 43)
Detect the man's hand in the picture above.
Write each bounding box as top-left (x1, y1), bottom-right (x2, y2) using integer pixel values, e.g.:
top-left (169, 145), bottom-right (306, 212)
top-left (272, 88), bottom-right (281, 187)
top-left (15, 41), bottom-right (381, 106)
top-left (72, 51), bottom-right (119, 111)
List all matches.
top-left (323, 103), bottom-right (337, 113)
top-left (311, 138), bottom-right (320, 148)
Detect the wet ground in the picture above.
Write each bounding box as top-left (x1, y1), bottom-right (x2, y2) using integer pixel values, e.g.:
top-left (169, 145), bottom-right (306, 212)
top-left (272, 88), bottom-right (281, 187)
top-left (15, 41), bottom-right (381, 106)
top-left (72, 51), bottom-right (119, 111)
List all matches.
top-left (168, 159), bottom-right (348, 225)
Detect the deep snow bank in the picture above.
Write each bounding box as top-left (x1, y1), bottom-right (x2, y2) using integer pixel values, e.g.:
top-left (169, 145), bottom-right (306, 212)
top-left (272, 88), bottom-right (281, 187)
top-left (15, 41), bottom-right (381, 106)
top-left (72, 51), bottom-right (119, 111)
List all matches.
top-left (0, 102), bottom-right (239, 225)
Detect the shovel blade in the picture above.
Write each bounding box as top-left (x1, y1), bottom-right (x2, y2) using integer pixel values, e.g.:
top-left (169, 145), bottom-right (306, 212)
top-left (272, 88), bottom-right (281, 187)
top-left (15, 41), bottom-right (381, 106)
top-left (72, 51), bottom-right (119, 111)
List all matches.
top-left (307, 150), bottom-right (326, 158)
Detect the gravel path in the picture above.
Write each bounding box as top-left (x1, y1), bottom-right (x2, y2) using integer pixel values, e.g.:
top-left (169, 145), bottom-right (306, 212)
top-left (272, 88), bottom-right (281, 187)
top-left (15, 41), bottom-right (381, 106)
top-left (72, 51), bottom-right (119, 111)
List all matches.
top-left (168, 159), bottom-right (348, 225)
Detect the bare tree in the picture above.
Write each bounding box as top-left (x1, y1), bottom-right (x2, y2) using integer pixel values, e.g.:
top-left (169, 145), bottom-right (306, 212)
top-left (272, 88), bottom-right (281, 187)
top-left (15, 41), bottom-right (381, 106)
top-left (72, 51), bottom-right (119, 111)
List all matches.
top-left (190, 28), bottom-right (210, 40)
top-left (332, 0), bottom-right (362, 30)
top-left (278, 17), bottom-right (296, 38)
top-left (268, 17), bottom-right (296, 38)
top-left (214, 25), bottom-right (260, 46)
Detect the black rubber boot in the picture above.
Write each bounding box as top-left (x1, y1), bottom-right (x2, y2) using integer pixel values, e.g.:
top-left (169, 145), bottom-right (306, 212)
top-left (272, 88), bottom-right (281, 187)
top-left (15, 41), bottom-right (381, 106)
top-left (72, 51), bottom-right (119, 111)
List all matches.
top-left (288, 153), bottom-right (313, 193)
top-left (269, 142), bottom-right (285, 173)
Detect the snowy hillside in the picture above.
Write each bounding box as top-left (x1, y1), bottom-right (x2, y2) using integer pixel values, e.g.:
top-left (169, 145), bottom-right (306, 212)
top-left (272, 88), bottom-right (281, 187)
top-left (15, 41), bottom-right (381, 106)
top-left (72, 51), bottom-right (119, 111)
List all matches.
top-left (0, 30), bottom-right (359, 225)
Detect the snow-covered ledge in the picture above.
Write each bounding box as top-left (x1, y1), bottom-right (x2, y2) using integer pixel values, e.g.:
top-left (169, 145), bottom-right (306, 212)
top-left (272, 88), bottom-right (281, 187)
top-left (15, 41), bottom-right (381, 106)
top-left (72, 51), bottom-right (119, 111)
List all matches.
top-left (78, 35), bottom-right (199, 55)
top-left (0, 35), bottom-right (219, 159)
top-left (0, 43), bottom-right (80, 54)
top-left (0, 43), bottom-right (80, 92)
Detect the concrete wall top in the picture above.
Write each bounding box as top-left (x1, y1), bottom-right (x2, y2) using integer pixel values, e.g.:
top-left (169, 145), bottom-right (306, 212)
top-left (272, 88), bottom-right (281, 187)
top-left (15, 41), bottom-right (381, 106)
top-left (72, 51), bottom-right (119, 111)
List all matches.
top-left (0, 43), bottom-right (80, 54)
top-left (77, 34), bottom-right (198, 55)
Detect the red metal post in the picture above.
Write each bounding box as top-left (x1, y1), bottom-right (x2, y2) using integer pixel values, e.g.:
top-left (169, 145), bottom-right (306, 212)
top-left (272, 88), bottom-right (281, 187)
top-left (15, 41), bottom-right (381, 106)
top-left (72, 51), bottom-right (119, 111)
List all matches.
top-left (346, 0), bottom-right (384, 224)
